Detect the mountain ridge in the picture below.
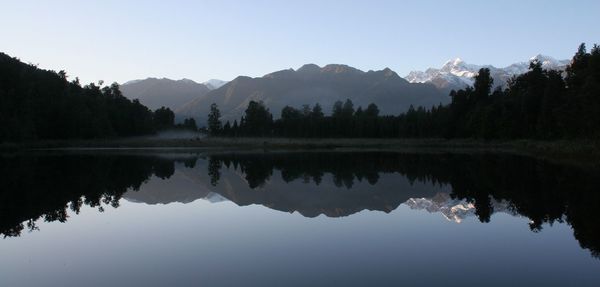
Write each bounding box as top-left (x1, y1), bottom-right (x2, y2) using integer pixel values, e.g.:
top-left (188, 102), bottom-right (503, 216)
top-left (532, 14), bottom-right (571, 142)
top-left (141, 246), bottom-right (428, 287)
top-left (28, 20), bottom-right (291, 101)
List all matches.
top-left (176, 63), bottom-right (445, 125)
top-left (120, 77), bottom-right (211, 112)
top-left (121, 55), bottom-right (570, 126)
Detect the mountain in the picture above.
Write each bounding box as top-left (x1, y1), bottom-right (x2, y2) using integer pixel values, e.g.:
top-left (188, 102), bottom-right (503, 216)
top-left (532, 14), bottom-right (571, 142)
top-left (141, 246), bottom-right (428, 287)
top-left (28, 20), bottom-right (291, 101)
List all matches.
top-left (203, 79), bottom-right (228, 90)
top-left (405, 192), bottom-right (515, 223)
top-left (120, 77), bottom-right (211, 112)
top-left (177, 64), bottom-right (447, 125)
top-left (405, 55), bottom-right (570, 90)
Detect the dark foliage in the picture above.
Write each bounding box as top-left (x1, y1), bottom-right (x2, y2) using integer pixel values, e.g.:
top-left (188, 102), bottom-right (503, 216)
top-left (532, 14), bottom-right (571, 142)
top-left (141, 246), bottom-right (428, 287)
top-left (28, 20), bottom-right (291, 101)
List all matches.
top-left (153, 107), bottom-right (175, 130)
top-left (207, 103), bottom-right (222, 136)
top-left (0, 53), bottom-right (187, 142)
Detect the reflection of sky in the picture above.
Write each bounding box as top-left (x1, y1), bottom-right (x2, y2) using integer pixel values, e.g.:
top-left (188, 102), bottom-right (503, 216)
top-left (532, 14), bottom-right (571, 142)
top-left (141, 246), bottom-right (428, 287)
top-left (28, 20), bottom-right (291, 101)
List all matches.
top-left (2, 177), bottom-right (599, 286)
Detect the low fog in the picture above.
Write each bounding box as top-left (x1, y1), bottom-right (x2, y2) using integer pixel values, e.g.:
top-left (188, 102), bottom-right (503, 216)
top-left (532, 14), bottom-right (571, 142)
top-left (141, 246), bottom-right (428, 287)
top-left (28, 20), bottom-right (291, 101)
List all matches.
top-left (142, 129), bottom-right (205, 140)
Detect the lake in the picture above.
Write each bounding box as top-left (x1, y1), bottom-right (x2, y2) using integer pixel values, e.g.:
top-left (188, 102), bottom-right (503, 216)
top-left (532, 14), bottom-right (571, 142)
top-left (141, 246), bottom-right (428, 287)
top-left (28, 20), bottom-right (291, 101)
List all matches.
top-left (1, 150), bottom-right (599, 286)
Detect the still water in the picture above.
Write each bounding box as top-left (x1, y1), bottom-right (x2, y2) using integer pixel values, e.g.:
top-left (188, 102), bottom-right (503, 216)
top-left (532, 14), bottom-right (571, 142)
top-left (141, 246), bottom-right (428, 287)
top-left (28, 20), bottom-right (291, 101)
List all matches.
top-left (1, 151), bottom-right (599, 286)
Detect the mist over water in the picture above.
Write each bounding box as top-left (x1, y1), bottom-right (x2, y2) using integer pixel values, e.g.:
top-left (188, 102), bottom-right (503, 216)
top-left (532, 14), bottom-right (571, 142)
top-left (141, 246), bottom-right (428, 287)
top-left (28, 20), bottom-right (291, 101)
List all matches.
top-left (142, 129), bottom-right (205, 140)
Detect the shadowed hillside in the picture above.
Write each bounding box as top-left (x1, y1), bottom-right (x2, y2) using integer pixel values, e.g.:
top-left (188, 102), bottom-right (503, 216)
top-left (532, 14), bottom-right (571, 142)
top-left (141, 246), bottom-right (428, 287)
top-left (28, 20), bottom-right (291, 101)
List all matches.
top-left (120, 77), bottom-right (210, 112)
top-left (177, 64), bottom-right (447, 125)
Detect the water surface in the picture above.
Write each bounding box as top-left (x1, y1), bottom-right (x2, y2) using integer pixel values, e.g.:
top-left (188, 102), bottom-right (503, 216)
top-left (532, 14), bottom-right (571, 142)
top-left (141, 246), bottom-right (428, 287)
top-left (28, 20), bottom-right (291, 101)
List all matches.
top-left (1, 151), bottom-right (599, 286)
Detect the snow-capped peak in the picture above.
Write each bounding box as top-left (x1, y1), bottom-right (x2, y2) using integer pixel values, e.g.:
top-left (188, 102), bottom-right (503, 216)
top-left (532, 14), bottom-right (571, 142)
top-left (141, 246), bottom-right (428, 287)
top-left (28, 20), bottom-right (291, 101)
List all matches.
top-left (405, 54), bottom-right (569, 90)
top-left (529, 54), bottom-right (570, 68)
top-left (443, 57), bottom-right (464, 67)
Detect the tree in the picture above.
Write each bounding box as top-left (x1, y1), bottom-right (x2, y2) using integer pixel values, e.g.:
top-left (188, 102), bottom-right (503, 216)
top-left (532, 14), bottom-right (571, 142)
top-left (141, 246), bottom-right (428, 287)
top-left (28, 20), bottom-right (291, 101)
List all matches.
top-left (154, 107), bottom-right (175, 129)
top-left (223, 121), bottom-right (232, 136)
top-left (302, 104), bottom-right (311, 117)
top-left (207, 103), bottom-right (222, 136)
top-left (311, 103), bottom-right (324, 119)
top-left (341, 99), bottom-right (355, 118)
top-left (232, 120), bottom-right (239, 136)
top-left (242, 101), bottom-right (272, 136)
top-left (473, 68), bottom-right (493, 103)
top-left (281, 106), bottom-right (302, 121)
top-left (365, 103), bottom-right (380, 117)
top-left (332, 101), bottom-right (343, 118)
top-left (182, 118), bottom-right (198, 131)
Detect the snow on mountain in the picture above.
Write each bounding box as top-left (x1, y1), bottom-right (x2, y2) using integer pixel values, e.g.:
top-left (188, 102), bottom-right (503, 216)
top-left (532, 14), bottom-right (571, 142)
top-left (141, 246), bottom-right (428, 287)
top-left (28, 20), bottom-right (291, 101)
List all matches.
top-left (203, 79), bottom-right (228, 90)
top-left (405, 55), bottom-right (570, 90)
top-left (404, 192), bottom-right (516, 223)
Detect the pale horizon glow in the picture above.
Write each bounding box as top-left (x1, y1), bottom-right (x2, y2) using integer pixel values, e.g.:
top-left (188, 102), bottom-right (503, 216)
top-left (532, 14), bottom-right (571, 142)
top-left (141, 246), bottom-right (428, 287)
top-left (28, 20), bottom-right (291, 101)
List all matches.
top-left (1, 0), bottom-right (598, 85)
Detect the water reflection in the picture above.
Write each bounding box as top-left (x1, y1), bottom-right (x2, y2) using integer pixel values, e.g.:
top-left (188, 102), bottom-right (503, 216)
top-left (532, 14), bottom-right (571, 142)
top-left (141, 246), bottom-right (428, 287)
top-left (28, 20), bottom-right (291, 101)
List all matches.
top-left (1, 151), bottom-right (599, 258)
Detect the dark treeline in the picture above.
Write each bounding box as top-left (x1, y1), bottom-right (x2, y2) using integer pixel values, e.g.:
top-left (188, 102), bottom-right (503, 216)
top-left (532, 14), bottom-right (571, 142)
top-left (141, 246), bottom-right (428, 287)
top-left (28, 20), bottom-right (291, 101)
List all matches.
top-left (209, 44), bottom-right (600, 139)
top-left (0, 53), bottom-right (196, 142)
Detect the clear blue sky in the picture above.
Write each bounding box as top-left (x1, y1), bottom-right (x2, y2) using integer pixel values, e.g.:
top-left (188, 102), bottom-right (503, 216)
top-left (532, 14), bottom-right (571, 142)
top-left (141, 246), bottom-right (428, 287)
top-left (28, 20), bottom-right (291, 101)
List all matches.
top-left (1, 0), bottom-right (598, 85)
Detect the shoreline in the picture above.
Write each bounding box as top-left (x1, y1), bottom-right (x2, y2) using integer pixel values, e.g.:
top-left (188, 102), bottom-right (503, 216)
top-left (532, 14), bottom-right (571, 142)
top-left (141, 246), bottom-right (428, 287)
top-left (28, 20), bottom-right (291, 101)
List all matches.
top-left (2, 137), bottom-right (600, 164)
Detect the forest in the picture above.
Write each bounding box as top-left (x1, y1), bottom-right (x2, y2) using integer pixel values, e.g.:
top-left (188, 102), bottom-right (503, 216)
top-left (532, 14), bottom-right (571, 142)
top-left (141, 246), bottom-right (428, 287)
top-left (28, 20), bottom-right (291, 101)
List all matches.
top-left (209, 43), bottom-right (600, 140)
top-left (0, 53), bottom-right (197, 142)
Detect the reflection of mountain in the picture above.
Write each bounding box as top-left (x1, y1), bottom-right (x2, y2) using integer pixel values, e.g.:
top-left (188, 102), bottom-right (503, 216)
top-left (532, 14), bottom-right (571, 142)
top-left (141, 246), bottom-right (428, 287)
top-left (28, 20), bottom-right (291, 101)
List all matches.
top-left (123, 164), bottom-right (229, 205)
top-left (125, 153), bottom-right (449, 217)
top-left (215, 172), bottom-right (445, 218)
top-left (124, 172), bottom-right (212, 205)
top-left (2, 151), bottom-right (600, 258)
top-left (405, 192), bottom-right (515, 223)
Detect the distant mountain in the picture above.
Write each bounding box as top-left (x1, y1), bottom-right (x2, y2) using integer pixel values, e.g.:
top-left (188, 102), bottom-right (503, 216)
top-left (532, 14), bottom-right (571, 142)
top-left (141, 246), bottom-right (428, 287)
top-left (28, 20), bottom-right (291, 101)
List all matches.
top-left (203, 79), bottom-right (228, 90)
top-left (405, 55), bottom-right (570, 90)
top-left (120, 77), bottom-right (210, 112)
top-left (177, 64), bottom-right (447, 125)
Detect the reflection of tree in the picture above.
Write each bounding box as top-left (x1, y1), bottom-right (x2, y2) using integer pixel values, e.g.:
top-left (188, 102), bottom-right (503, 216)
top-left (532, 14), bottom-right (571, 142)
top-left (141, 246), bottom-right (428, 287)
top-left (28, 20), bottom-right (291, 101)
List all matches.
top-left (154, 160), bottom-right (175, 179)
top-left (0, 154), bottom-right (180, 238)
top-left (208, 157), bottom-right (221, 186)
top-left (1, 152), bottom-right (600, 259)
top-left (183, 158), bottom-right (197, 169)
top-left (210, 153), bottom-right (393, 189)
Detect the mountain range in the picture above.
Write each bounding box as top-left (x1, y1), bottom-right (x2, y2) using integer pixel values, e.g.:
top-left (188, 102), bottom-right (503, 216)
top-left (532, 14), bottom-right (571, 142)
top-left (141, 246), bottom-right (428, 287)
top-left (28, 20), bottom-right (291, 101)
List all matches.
top-left (405, 55), bottom-right (569, 90)
top-left (120, 77), bottom-right (212, 111)
top-left (120, 55), bottom-right (569, 126)
top-left (176, 64), bottom-right (446, 125)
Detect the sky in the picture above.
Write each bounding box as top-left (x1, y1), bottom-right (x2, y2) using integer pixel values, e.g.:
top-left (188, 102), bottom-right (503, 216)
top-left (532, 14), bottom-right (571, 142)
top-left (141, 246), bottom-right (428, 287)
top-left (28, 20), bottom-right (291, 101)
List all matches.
top-left (1, 0), bottom-right (598, 85)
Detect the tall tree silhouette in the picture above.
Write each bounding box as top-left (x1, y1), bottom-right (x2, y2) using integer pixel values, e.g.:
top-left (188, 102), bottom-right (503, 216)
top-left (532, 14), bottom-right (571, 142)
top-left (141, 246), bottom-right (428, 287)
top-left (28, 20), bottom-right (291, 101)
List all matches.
top-left (207, 103), bottom-right (222, 136)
